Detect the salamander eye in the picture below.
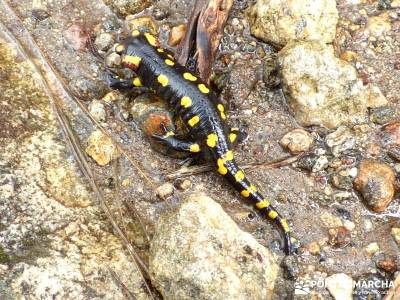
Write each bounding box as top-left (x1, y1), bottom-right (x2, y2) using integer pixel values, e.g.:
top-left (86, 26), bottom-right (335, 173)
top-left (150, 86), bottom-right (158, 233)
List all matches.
top-left (115, 43), bottom-right (125, 54)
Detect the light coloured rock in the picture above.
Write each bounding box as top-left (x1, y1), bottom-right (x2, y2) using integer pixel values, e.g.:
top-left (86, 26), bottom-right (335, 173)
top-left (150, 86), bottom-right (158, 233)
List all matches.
top-left (156, 182), bottom-right (174, 200)
top-left (85, 130), bottom-right (120, 166)
top-left (280, 128), bottom-right (313, 153)
top-left (278, 41), bottom-right (370, 129)
top-left (365, 242), bottom-right (380, 257)
top-left (320, 213), bottom-right (343, 228)
top-left (149, 193), bottom-right (278, 300)
top-left (247, 0), bottom-right (338, 47)
top-left (94, 33), bottom-right (114, 51)
top-left (384, 273), bottom-right (400, 300)
top-left (168, 24), bottom-right (186, 47)
top-left (366, 84), bottom-right (388, 108)
top-left (392, 227), bottom-right (400, 247)
top-left (88, 99), bottom-right (107, 122)
top-left (126, 15), bottom-right (158, 34)
top-left (354, 159), bottom-right (395, 212)
top-left (312, 156), bottom-right (329, 172)
top-left (367, 13), bottom-right (391, 38)
top-left (325, 273), bottom-right (354, 300)
top-left (326, 127), bottom-right (356, 156)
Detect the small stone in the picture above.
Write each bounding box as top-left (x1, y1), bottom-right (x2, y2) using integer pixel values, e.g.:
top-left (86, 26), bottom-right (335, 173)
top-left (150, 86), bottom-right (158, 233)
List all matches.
top-left (392, 228), bottom-right (400, 247)
top-left (328, 226), bottom-right (351, 248)
top-left (126, 15), bottom-right (158, 34)
top-left (320, 213), bottom-right (343, 228)
top-left (376, 255), bottom-right (398, 273)
top-left (354, 159), bottom-right (395, 212)
top-left (103, 0), bottom-right (150, 17)
top-left (366, 85), bottom-right (388, 108)
top-left (331, 173), bottom-right (353, 190)
top-left (365, 242), bottom-right (380, 257)
top-left (102, 91), bottom-right (120, 103)
top-left (381, 122), bottom-right (400, 147)
top-left (149, 193), bottom-right (278, 299)
top-left (308, 242), bottom-right (321, 255)
top-left (88, 100), bottom-right (106, 122)
top-left (246, 0), bottom-right (338, 47)
top-left (325, 273), bottom-right (354, 300)
top-left (297, 153), bottom-right (318, 171)
top-left (94, 33), bottom-right (114, 51)
top-left (326, 127), bottom-right (355, 156)
top-left (278, 41), bottom-right (370, 129)
top-left (333, 191), bottom-right (353, 201)
top-left (168, 24), bottom-right (186, 47)
top-left (63, 24), bottom-right (89, 51)
top-left (105, 52), bottom-right (121, 68)
top-left (175, 179), bottom-right (191, 191)
top-left (370, 106), bottom-right (395, 124)
top-left (156, 183), bottom-right (174, 200)
top-left (367, 13), bottom-right (391, 38)
top-left (343, 220), bottom-right (355, 231)
top-left (312, 156), bottom-right (329, 172)
top-left (340, 51), bottom-right (358, 62)
top-left (280, 128), bottom-right (313, 154)
top-left (85, 130), bottom-right (120, 166)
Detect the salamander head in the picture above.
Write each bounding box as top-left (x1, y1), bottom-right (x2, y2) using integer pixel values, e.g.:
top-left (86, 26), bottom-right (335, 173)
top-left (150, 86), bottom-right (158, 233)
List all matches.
top-left (115, 30), bottom-right (160, 70)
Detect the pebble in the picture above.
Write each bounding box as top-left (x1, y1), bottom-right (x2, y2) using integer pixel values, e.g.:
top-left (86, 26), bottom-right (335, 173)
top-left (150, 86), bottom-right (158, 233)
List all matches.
top-left (103, 0), bottom-right (149, 17)
top-left (370, 106), bottom-right (394, 124)
top-left (126, 15), bottom-right (158, 34)
top-left (155, 183), bottom-right (174, 200)
top-left (174, 179), bottom-right (191, 191)
top-left (365, 242), bottom-right (380, 257)
top-left (325, 273), bottom-right (354, 300)
top-left (246, 0), bottom-right (338, 47)
top-left (381, 121), bottom-right (400, 147)
top-left (278, 41), bottom-right (370, 128)
top-left (354, 159), bottom-right (395, 212)
top-left (328, 226), bottom-right (351, 248)
top-left (366, 85), bottom-right (388, 108)
top-left (343, 220), bottom-right (355, 231)
top-left (280, 128), bottom-right (313, 154)
top-left (376, 255), bottom-right (398, 273)
top-left (331, 173), bottom-right (353, 190)
top-left (297, 153), bottom-right (318, 171)
top-left (88, 99), bottom-right (106, 122)
top-left (168, 24), bottom-right (186, 47)
top-left (105, 52), bottom-right (121, 68)
top-left (320, 213), bottom-right (343, 228)
top-left (63, 24), bottom-right (89, 51)
top-left (94, 33), bottom-right (114, 51)
top-left (392, 228), bottom-right (400, 247)
top-left (308, 242), bottom-right (321, 255)
top-left (333, 191), bottom-right (353, 201)
top-left (85, 130), bottom-right (120, 166)
top-left (149, 193), bottom-right (278, 299)
top-left (366, 13), bottom-right (391, 38)
top-left (325, 127), bottom-right (355, 156)
top-left (312, 156), bottom-right (329, 173)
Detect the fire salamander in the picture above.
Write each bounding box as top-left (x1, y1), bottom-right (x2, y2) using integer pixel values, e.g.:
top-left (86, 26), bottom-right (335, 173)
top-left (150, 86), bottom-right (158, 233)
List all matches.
top-left (110, 30), bottom-right (292, 255)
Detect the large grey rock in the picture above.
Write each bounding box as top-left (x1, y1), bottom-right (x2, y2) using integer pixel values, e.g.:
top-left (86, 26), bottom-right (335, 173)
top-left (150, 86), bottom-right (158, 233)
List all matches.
top-left (278, 41), bottom-right (372, 129)
top-left (247, 0), bottom-right (338, 48)
top-left (149, 193), bottom-right (278, 300)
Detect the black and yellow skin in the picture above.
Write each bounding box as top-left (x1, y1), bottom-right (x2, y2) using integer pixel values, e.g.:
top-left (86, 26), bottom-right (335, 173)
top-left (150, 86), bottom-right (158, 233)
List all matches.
top-left (112, 30), bottom-right (292, 255)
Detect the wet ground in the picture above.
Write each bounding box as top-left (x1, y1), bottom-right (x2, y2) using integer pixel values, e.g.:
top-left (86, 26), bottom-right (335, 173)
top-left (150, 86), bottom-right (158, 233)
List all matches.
top-left (0, 0), bottom-right (399, 299)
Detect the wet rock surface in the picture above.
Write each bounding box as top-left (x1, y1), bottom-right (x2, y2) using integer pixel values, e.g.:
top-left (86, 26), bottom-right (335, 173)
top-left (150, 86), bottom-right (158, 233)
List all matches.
top-left (354, 159), bottom-right (395, 212)
top-left (278, 41), bottom-right (375, 129)
top-left (149, 194), bottom-right (278, 300)
top-left (247, 0), bottom-right (339, 47)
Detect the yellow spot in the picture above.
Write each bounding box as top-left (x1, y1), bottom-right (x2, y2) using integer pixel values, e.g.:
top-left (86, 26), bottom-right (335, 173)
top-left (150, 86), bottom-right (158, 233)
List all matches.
top-left (165, 131), bottom-right (175, 137)
top-left (249, 184), bottom-right (257, 193)
top-left (188, 115), bottom-right (200, 127)
top-left (131, 30), bottom-right (140, 37)
top-left (132, 77), bottom-right (142, 87)
top-left (165, 59), bottom-right (175, 66)
top-left (217, 104), bottom-right (224, 112)
top-left (181, 96), bottom-right (192, 108)
top-left (167, 54), bottom-right (174, 60)
top-left (241, 190), bottom-right (250, 197)
top-left (268, 210), bottom-right (278, 219)
top-left (229, 133), bottom-right (237, 143)
top-left (234, 170), bottom-right (245, 182)
top-left (183, 72), bottom-right (197, 81)
top-left (256, 199), bottom-right (270, 209)
top-left (281, 219), bottom-right (290, 232)
top-left (231, 127), bottom-right (239, 131)
top-left (115, 44), bottom-right (125, 53)
top-left (206, 133), bottom-right (218, 148)
top-left (157, 48), bottom-right (164, 53)
top-left (225, 150), bottom-right (234, 161)
top-left (123, 55), bottom-right (141, 66)
top-left (157, 74), bottom-right (169, 87)
top-left (144, 33), bottom-right (157, 46)
top-left (220, 112), bottom-right (226, 120)
top-left (198, 83), bottom-right (210, 94)
top-left (190, 143), bottom-right (200, 153)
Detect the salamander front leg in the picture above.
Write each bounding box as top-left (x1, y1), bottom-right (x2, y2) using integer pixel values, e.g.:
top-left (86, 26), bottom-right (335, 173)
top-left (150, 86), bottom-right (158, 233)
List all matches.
top-left (107, 72), bottom-right (144, 90)
top-left (152, 124), bottom-right (201, 154)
